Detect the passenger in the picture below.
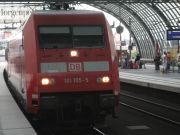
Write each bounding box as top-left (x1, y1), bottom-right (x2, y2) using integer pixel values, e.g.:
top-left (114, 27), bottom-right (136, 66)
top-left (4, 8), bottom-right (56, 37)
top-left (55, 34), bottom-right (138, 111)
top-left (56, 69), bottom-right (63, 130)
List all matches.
top-left (127, 54), bottom-right (131, 69)
top-left (122, 59), bottom-right (126, 69)
top-left (177, 53), bottom-right (180, 73)
top-left (154, 53), bottom-right (161, 70)
top-left (171, 57), bottom-right (176, 72)
top-left (162, 51), bottom-right (167, 73)
top-left (135, 53), bottom-right (141, 68)
top-left (124, 55), bottom-right (129, 69)
top-left (129, 60), bottom-right (133, 69)
top-left (143, 61), bottom-right (146, 69)
top-left (139, 60), bottom-right (143, 69)
top-left (135, 54), bottom-right (141, 63)
top-left (167, 51), bottom-right (171, 71)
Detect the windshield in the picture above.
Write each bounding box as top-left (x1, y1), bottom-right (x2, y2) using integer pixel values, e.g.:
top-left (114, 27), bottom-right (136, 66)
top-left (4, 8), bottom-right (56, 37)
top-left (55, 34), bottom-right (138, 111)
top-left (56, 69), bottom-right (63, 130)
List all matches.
top-left (39, 26), bottom-right (104, 49)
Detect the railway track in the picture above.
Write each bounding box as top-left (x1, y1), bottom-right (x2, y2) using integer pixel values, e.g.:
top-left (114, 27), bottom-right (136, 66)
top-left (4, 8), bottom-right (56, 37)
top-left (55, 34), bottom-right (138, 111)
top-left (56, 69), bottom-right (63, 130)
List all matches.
top-left (92, 126), bottom-right (110, 135)
top-left (120, 92), bottom-right (180, 126)
top-left (35, 126), bottom-right (109, 135)
top-left (31, 118), bottom-right (110, 135)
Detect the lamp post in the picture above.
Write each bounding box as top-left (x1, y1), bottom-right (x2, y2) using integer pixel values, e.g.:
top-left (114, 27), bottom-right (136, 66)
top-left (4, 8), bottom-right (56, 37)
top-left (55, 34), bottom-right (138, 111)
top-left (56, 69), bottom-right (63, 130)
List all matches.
top-left (116, 6), bottom-right (124, 67)
top-left (178, 40), bottom-right (180, 53)
top-left (119, 6), bottom-right (122, 67)
top-left (177, 21), bottom-right (180, 53)
top-left (129, 17), bottom-right (132, 58)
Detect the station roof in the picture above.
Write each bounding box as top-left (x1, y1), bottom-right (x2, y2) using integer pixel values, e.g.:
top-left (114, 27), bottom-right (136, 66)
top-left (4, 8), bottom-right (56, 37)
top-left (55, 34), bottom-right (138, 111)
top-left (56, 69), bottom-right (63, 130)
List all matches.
top-left (1, 0), bottom-right (180, 58)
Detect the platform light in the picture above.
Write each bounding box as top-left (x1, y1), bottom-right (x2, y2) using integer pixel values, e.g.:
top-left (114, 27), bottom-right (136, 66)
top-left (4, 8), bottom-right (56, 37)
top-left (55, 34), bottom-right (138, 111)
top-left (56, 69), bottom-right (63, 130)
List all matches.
top-left (70, 50), bottom-right (78, 57)
top-left (41, 78), bottom-right (55, 85)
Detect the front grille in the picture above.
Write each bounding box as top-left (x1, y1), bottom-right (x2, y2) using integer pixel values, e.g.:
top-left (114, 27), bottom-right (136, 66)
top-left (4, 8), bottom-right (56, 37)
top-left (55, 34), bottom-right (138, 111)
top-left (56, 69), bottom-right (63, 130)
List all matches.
top-left (39, 91), bottom-right (114, 121)
top-left (40, 91), bottom-right (113, 109)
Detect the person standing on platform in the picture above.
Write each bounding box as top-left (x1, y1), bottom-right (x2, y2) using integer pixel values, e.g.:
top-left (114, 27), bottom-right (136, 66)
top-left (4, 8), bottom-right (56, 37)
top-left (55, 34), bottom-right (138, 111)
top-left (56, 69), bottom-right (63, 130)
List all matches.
top-left (177, 53), bottom-right (180, 73)
top-left (135, 53), bottom-right (141, 69)
top-left (162, 51), bottom-right (167, 73)
top-left (154, 53), bottom-right (161, 70)
top-left (135, 54), bottom-right (141, 63)
top-left (167, 51), bottom-right (171, 71)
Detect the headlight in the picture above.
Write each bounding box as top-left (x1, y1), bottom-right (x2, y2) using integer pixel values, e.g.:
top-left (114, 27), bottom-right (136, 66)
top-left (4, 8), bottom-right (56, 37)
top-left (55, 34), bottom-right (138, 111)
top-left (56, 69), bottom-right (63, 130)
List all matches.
top-left (70, 50), bottom-right (78, 57)
top-left (41, 78), bottom-right (55, 85)
top-left (97, 76), bottom-right (110, 83)
top-left (102, 76), bottom-right (110, 83)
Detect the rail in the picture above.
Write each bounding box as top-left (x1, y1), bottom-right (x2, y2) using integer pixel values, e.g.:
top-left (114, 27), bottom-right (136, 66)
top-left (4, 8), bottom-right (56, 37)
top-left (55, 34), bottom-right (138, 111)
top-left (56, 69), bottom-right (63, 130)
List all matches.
top-left (120, 92), bottom-right (180, 126)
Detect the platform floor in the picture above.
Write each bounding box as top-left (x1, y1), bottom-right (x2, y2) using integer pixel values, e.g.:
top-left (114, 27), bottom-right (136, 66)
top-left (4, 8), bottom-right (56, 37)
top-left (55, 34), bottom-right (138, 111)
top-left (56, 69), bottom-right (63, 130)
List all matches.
top-left (0, 61), bottom-right (37, 135)
top-left (119, 64), bottom-right (180, 93)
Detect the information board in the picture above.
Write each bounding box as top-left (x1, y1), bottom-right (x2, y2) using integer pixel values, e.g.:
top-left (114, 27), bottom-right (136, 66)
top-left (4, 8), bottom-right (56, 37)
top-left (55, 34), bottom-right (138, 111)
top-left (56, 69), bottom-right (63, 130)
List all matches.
top-left (167, 30), bottom-right (180, 40)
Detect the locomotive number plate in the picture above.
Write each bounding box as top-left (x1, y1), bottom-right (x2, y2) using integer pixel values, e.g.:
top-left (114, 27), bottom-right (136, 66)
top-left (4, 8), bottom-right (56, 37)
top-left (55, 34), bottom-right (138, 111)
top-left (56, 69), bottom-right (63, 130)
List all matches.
top-left (64, 77), bottom-right (88, 84)
top-left (68, 63), bottom-right (82, 72)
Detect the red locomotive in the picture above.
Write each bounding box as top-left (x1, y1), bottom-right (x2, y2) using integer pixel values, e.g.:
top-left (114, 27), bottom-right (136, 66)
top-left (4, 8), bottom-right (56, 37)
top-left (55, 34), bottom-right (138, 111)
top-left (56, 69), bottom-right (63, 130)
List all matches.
top-left (4, 10), bottom-right (120, 124)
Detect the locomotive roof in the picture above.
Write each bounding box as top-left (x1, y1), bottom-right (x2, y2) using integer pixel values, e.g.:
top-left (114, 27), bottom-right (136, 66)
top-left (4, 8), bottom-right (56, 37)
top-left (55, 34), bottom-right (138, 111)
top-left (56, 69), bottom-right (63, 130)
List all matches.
top-left (31, 10), bottom-right (104, 16)
top-left (21, 10), bottom-right (106, 31)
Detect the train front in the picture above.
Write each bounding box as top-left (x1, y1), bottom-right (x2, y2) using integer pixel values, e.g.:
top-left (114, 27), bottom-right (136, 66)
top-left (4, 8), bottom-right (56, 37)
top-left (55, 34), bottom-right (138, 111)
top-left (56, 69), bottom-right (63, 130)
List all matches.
top-left (28, 11), bottom-right (120, 124)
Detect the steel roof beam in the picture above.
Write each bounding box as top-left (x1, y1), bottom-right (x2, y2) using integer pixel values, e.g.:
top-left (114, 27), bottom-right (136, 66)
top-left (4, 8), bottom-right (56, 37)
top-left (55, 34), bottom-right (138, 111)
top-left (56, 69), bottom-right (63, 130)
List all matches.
top-left (92, 4), bottom-right (142, 56)
top-left (120, 4), bottom-right (155, 45)
top-left (0, 0), bottom-right (179, 3)
top-left (148, 3), bottom-right (172, 29)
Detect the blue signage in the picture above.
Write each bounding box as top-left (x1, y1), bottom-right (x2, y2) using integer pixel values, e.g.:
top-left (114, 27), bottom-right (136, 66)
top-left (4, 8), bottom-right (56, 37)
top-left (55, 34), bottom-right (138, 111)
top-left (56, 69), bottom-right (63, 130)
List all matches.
top-left (167, 30), bottom-right (180, 40)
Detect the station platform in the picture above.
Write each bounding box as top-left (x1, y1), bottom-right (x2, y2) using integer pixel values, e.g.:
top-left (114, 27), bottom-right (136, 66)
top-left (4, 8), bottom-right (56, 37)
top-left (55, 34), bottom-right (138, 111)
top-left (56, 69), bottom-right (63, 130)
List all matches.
top-left (0, 61), bottom-right (37, 135)
top-left (119, 64), bottom-right (180, 93)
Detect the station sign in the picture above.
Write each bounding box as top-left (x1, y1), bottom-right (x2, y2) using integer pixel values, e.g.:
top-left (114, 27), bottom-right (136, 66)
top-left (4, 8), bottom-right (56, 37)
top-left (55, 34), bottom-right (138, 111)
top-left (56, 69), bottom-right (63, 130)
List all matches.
top-left (167, 30), bottom-right (180, 40)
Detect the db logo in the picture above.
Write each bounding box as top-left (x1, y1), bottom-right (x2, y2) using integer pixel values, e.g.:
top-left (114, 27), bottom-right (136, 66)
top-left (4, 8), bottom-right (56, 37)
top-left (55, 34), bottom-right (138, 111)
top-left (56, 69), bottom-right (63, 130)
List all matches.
top-left (68, 63), bottom-right (82, 72)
